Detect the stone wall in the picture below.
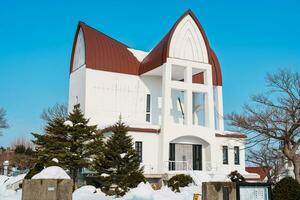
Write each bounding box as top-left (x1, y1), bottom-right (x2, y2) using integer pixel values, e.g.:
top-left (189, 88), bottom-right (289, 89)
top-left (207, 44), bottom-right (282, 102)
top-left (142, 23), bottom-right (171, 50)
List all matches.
top-left (22, 179), bottom-right (73, 200)
top-left (202, 182), bottom-right (236, 200)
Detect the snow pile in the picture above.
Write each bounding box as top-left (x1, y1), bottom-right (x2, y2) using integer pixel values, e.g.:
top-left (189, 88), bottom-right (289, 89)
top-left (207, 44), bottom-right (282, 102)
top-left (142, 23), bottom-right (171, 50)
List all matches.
top-left (0, 175), bottom-right (24, 200)
top-left (32, 166), bottom-right (70, 179)
top-left (120, 182), bottom-right (153, 200)
top-left (73, 185), bottom-right (112, 200)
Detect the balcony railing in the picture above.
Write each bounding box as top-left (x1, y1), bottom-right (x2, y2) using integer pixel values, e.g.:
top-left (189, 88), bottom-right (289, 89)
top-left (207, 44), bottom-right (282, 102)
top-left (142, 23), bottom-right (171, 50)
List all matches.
top-left (168, 160), bottom-right (190, 171)
top-left (167, 160), bottom-right (218, 172)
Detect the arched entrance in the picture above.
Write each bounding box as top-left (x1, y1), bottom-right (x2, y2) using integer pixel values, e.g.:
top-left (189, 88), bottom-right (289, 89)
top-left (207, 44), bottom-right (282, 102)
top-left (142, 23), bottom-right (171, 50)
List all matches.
top-left (169, 136), bottom-right (210, 171)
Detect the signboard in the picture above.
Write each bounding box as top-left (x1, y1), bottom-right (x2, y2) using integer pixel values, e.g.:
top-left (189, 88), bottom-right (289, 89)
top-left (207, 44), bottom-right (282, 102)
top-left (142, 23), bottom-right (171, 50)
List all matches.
top-left (237, 182), bottom-right (271, 200)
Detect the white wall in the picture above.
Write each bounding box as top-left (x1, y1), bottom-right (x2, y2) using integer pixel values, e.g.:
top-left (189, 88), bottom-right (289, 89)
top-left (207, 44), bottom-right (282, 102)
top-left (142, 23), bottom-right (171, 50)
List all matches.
top-left (215, 136), bottom-right (246, 174)
top-left (68, 65), bottom-right (86, 112)
top-left (129, 131), bottom-right (159, 174)
top-left (84, 69), bottom-right (162, 128)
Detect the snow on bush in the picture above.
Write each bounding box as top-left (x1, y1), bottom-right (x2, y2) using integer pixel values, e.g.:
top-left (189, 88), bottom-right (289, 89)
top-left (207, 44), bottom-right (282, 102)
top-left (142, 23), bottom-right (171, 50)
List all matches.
top-left (63, 120), bottom-right (73, 127)
top-left (32, 166), bottom-right (70, 179)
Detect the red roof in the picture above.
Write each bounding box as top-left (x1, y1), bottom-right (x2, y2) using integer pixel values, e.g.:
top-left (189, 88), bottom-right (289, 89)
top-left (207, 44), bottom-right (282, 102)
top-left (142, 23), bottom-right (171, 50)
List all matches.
top-left (215, 133), bottom-right (247, 139)
top-left (245, 167), bottom-right (271, 181)
top-left (70, 22), bottom-right (140, 75)
top-left (70, 10), bottom-right (222, 86)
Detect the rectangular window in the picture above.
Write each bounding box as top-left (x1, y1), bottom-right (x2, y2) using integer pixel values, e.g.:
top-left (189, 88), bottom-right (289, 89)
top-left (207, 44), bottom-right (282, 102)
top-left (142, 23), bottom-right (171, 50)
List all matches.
top-left (169, 143), bottom-right (175, 171)
top-left (135, 141), bottom-right (143, 162)
top-left (222, 186), bottom-right (230, 200)
top-left (223, 146), bottom-right (228, 164)
top-left (146, 94), bottom-right (151, 122)
top-left (234, 146), bottom-right (240, 165)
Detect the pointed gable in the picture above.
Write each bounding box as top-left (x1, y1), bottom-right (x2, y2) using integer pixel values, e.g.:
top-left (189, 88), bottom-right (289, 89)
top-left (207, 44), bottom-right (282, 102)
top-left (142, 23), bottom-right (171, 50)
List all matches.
top-left (140, 10), bottom-right (222, 86)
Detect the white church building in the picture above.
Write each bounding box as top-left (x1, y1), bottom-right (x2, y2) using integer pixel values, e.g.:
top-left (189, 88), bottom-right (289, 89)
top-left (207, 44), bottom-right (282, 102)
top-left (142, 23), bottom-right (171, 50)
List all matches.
top-left (68, 10), bottom-right (257, 184)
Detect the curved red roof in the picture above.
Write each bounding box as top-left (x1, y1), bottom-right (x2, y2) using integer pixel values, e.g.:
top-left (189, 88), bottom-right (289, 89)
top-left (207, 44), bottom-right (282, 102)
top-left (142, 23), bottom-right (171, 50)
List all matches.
top-left (70, 10), bottom-right (222, 86)
top-left (70, 22), bottom-right (140, 75)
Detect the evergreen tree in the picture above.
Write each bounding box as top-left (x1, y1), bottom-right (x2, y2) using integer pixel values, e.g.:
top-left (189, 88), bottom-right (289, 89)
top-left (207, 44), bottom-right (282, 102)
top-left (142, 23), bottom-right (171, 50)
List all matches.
top-left (93, 119), bottom-right (145, 196)
top-left (32, 104), bottom-right (103, 188)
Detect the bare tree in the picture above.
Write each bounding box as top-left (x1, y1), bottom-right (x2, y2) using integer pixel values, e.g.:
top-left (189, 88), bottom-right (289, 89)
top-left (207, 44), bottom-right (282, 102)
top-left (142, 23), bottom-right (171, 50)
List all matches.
top-left (11, 137), bottom-right (35, 170)
top-left (41, 103), bottom-right (68, 122)
top-left (11, 136), bottom-right (34, 149)
top-left (227, 69), bottom-right (300, 182)
top-left (247, 142), bottom-right (284, 184)
top-left (0, 108), bottom-right (9, 135)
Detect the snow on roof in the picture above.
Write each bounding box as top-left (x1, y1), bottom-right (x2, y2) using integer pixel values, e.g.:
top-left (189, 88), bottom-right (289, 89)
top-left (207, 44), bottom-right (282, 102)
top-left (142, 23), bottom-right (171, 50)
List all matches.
top-left (32, 166), bottom-right (71, 180)
top-left (127, 48), bottom-right (149, 62)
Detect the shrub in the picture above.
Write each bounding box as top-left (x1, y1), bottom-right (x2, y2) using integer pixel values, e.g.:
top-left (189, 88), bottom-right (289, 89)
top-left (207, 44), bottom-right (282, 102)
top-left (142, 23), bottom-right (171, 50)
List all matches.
top-left (167, 174), bottom-right (193, 192)
top-left (228, 170), bottom-right (245, 182)
top-left (125, 171), bottom-right (146, 189)
top-left (272, 177), bottom-right (300, 200)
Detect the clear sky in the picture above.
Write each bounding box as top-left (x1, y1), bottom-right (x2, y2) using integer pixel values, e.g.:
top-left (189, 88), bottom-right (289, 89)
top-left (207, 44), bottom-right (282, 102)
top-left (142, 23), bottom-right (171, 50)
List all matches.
top-left (0, 0), bottom-right (299, 147)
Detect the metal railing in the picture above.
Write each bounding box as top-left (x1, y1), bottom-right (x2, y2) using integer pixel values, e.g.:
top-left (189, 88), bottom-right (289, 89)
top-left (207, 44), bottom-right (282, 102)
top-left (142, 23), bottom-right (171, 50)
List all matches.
top-left (168, 160), bottom-right (190, 171)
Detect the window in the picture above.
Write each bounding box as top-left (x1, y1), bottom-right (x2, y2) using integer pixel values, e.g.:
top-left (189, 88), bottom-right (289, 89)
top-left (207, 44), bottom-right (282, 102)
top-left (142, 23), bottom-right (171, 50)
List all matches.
top-left (135, 141), bottom-right (143, 162)
top-left (223, 186), bottom-right (230, 200)
top-left (234, 146), bottom-right (240, 165)
top-left (146, 94), bottom-right (151, 122)
top-left (222, 146), bottom-right (228, 164)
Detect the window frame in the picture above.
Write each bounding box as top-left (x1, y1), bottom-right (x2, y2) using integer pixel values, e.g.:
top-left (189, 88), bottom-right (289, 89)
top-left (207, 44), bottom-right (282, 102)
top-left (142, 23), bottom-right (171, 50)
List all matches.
top-left (146, 94), bottom-right (151, 122)
top-left (222, 146), bottom-right (229, 165)
top-left (234, 146), bottom-right (240, 165)
top-left (135, 141), bottom-right (143, 162)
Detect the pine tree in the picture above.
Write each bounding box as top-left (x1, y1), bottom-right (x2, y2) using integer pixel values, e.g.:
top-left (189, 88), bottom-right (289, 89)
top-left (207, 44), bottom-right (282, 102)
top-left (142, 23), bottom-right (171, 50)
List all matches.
top-left (32, 104), bottom-right (103, 188)
top-left (93, 119), bottom-right (145, 196)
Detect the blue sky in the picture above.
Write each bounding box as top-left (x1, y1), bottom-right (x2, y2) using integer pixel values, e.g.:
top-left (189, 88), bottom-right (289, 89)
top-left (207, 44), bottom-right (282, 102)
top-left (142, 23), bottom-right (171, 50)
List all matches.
top-left (0, 0), bottom-right (299, 147)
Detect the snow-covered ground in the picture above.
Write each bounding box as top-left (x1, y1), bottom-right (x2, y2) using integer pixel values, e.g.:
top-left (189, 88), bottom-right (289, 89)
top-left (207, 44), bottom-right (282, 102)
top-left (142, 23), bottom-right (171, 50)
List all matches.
top-left (0, 175), bottom-right (199, 200)
top-left (73, 183), bottom-right (199, 200)
top-left (0, 174), bottom-right (23, 200)
top-left (0, 166), bottom-right (200, 200)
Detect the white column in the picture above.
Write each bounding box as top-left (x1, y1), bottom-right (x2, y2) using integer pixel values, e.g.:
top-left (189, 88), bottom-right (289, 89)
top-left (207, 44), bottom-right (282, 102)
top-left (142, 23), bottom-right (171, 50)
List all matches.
top-left (205, 68), bottom-right (215, 129)
top-left (216, 86), bottom-right (224, 131)
top-left (184, 67), bottom-right (193, 126)
top-left (158, 63), bottom-right (172, 173)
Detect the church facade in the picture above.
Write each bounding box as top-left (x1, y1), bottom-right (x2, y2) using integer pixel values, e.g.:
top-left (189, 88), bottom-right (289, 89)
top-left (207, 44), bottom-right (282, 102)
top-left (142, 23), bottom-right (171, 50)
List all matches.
top-left (68, 10), bottom-right (256, 184)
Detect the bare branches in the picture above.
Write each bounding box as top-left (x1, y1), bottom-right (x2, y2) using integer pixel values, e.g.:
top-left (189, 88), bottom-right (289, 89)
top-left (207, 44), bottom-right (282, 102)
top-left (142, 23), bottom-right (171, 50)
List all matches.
top-left (41, 103), bottom-right (68, 122)
top-left (227, 69), bottom-right (300, 182)
top-left (247, 142), bottom-right (284, 184)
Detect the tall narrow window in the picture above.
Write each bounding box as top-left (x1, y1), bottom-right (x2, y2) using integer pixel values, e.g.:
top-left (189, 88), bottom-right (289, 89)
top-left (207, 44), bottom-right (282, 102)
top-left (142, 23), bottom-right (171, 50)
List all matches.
top-left (234, 146), bottom-right (240, 165)
top-left (135, 141), bottom-right (143, 162)
top-left (223, 146), bottom-right (228, 164)
top-left (146, 94), bottom-right (151, 122)
top-left (169, 143), bottom-right (175, 171)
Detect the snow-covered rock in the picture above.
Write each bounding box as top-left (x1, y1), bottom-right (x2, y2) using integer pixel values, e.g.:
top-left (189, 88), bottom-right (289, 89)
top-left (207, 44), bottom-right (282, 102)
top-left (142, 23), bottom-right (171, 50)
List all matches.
top-left (32, 166), bottom-right (70, 179)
